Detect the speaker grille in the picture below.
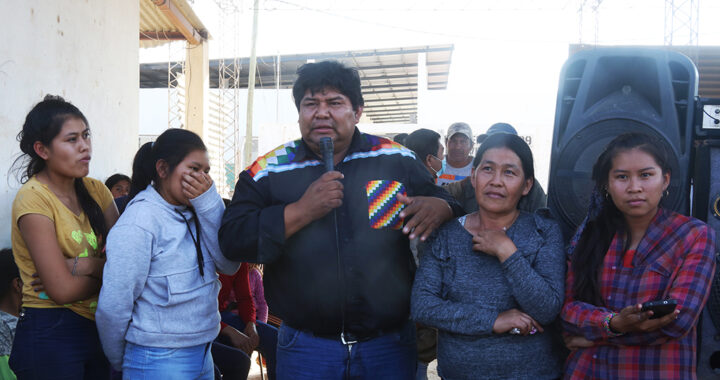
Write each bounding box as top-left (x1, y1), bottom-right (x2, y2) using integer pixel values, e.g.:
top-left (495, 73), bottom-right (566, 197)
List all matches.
top-left (549, 119), bottom-right (684, 231)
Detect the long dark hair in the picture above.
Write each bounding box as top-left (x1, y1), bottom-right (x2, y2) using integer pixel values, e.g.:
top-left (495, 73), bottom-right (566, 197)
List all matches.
top-left (129, 128), bottom-right (206, 201)
top-left (14, 95), bottom-right (108, 251)
top-left (571, 132), bottom-right (672, 304)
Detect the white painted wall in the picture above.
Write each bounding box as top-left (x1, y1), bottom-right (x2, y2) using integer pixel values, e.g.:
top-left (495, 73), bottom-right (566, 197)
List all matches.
top-left (0, 1), bottom-right (139, 247)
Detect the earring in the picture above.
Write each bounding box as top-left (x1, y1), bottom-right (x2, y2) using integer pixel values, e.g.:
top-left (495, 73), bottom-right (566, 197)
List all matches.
top-left (664, 189), bottom-right (669, 197)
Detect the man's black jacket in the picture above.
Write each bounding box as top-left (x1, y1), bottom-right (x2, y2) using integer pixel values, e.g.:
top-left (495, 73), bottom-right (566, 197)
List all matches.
top-left (219, 128), bottom-right (462, 336)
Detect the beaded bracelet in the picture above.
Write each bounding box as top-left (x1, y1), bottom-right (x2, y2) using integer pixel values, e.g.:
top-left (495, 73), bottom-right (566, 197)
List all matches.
top-left (602, 312), bottom-right (624, 337)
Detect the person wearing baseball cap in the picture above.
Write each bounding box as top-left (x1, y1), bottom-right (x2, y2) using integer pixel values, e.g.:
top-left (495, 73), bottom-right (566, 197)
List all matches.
top-left (437, 122), bottom-right (474, 186)
top-left (445, 122), bottom-right (547, 214)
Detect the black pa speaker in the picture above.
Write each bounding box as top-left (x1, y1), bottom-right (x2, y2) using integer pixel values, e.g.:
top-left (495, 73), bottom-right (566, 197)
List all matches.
top-left (695, 97), bottom-right (720, 139)
top-left (548, 47), bottom-right (698, 238)
top-left (693, 139), bottom-right (720, 378)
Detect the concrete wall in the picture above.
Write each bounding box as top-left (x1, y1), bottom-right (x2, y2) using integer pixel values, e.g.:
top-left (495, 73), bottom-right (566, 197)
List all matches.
top-left (0, 1), bottom-right (139, 247)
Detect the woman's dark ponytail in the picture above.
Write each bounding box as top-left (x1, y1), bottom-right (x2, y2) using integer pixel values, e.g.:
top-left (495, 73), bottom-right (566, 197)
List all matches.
top-left (129, 142), bottom-right (156, 201)
top-left (74, 179), bottom-right (108, 251)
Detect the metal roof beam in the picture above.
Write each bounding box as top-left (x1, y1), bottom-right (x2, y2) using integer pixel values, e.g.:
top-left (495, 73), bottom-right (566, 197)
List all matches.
top-left (362, 83), bottom-right (417, 90)
top-left (253, 45), bottom-right (453, 63)
top-left (366, 112), bottom-right (417, 119)
top-left (360, 73), bottom-right (417, 81)
top-left (365, 107), bottom-right (418, 114)
top-left (151, 0), bottom-right (203, 44)
top-left (354, 60), bottom-right (451, 71)
top-left (363, 88), bottom-right (417, 95)
top-left (370, 118), bottom-right (411, 123)
top-left (363, 96), bottom-right (416, 103)
top-left (140, 31), bottom-right (186, 40)
top-left (370, 114), bottom-right (413, 119)
top-left (363, 103), bottom-right (418, 110)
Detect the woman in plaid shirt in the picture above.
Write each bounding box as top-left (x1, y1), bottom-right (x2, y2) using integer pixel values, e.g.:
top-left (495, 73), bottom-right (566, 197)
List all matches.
top-left (561, 133), bottom-right (716, 379)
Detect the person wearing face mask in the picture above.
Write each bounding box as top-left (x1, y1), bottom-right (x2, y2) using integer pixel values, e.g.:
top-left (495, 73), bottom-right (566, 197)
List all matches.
top-left (436, 122), bottom-right (474, 186)
top-left (404, 128), bottom-right (444, 181)
top-left (95, 128), bottom-right (240, 379)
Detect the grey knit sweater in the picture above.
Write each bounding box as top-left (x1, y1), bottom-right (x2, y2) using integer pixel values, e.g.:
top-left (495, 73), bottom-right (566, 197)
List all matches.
top-left (411, 210), bottom-right (566, 380)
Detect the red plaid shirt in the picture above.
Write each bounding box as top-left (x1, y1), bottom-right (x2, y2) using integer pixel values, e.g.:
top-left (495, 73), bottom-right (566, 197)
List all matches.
top-left (562, 208), bottom-right (716, 379)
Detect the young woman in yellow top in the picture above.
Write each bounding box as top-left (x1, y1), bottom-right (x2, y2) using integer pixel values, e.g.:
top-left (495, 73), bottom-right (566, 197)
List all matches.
top-left (8, 95), bottom-right (119, 379)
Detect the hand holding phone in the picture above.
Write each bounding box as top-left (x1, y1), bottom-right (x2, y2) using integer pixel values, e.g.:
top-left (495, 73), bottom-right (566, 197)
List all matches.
top-left (641, 299), bottom-right (678, 319)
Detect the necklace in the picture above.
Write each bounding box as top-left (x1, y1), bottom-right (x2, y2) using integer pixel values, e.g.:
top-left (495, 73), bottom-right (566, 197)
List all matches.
top-left (473, 210), bottom-right (520, 232)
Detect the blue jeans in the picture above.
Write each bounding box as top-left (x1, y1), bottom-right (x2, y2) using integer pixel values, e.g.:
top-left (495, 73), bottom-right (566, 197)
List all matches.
top-left (122, 342), bottom-right (213, 380)
top-left (9, 307), bottom-right (110, 380)
top-left (416, 361), bottom-right (428, 380)
top-left (220, 311), bottom-right (278, 380)
top-left (276, 321), bottom-right (416, 380)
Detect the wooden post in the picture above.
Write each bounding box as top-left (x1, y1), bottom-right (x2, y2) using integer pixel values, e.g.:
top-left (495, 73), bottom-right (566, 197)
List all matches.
top-left (244, 0), bottom-right (260, 167)
top-left (185, 39), bottom-right (209, 138)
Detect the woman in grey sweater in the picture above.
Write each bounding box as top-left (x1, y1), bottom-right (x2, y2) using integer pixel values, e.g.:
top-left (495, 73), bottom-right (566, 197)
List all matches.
top-left (96, 129), bottom-right (240, 378)
top-left (411, 133), bottom-right (566, 379)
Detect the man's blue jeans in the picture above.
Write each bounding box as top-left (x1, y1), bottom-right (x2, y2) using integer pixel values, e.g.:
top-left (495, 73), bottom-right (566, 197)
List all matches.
top-left (276, 321), bottom-right (416, 380)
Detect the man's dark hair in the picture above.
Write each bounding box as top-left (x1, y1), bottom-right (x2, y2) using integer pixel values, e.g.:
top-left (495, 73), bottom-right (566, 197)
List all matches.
top-left (393, 133), bottom-right (409, 145)
top-left (292, 61), bottom-right (364, 111)
top-left (405, 129), bottom-right (441, 163)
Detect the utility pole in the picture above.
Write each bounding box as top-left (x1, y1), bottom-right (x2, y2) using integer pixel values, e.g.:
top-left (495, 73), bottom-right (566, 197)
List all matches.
top-left (244, 0), bottom-right (260, 167)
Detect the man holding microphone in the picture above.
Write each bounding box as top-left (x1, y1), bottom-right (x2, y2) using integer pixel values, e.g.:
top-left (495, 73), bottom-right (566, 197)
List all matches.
top-left (219, 60), bottom-right (461, 379)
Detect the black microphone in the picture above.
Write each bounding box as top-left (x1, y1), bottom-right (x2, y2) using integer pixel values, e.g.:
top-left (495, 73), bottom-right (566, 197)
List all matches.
top-left (320, 137), bottom-right (334, 172)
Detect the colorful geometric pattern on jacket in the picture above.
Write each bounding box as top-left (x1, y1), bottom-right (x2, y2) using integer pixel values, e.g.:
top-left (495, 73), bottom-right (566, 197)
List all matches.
top-left (246, 140), bottom-right (318, 181)
top-left (247, 136), bottom-right (416, 182)
top-left (344, 136), bottom-right (416, 163)
top-left (366, 180), bottom-right (406, 230)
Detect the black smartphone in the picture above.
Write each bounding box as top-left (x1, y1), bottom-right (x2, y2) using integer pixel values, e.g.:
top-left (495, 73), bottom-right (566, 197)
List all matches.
top-left (641, 299), bottom-right (678, 319)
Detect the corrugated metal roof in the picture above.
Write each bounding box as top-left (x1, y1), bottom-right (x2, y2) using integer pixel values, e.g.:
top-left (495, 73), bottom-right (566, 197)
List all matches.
top-left (570, 44), bottom-right (720, 98)
top-left (139, 0), bottom-right (208, 48)
top-left (140, 44), bottom-right (454, 124)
